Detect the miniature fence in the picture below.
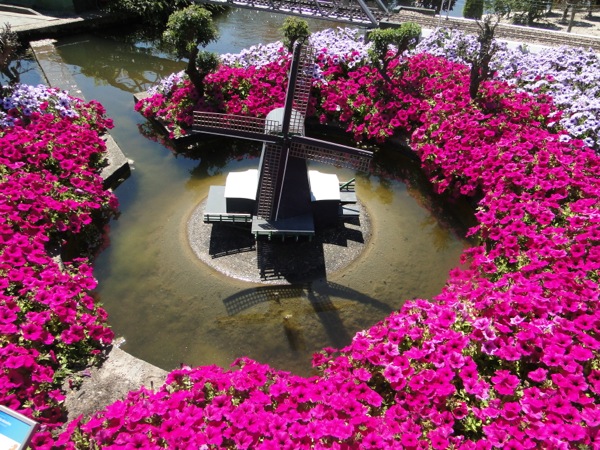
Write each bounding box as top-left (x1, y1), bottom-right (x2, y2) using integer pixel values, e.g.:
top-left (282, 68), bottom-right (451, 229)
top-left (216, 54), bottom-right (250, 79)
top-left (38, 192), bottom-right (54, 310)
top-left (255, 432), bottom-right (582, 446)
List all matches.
top-left (203, 213), bottom-right (253, 223)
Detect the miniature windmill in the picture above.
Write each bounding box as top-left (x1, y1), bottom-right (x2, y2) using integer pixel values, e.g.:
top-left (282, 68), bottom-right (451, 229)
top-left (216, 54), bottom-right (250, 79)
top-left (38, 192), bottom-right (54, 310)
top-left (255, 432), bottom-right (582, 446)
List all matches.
top-left (194, 40), bottom-right (372, 240)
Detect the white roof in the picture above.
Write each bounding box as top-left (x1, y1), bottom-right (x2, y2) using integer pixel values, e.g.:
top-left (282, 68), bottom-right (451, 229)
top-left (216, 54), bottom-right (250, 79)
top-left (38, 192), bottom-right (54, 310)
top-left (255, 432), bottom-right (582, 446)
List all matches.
top-left (224, 169), bottom-right (259, 200)
top-left (308, 170), bottom-right (340, 201)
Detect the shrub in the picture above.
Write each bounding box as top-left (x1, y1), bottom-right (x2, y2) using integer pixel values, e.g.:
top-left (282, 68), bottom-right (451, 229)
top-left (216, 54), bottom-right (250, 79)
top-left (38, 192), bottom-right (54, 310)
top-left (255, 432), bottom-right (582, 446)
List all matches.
top-left (463, 0), bottom-right (484, 19)
top-left (281, 17), bottom-right (310, 53)
top-left (162, 5), bottom-right (219, 96)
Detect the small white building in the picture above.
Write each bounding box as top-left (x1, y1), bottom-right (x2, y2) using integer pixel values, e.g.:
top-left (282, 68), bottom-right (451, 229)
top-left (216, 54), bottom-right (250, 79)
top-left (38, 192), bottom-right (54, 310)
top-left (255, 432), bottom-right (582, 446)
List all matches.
top-left (224, 169), bottom-right (259, 214)
top-left (308, 170), bottom-right (340, 228)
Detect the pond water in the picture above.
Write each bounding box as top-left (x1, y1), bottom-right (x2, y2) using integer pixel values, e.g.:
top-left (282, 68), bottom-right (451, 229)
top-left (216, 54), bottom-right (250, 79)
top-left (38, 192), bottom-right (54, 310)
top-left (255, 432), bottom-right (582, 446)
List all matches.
top-left (29, 9), bottom-right (472, 376)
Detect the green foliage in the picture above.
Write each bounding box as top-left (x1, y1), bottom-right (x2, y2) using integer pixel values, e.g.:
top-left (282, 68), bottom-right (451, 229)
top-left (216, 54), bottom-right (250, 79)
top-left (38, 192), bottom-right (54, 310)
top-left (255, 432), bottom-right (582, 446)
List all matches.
top-left (196, 50), bottom-right (220, 76)
top-left (484, 0), bottom-right (546, 24)
top-left (368, 23), bottom-right (421, 60)
top-left (0, 23), bottom-right (18, 85)
top-left (163, 5), bottom-right (218, 58)
top-left (463, 0), bottom-right (484, 19)
top-left (162, 5), bottom-right (219, 96)
top-left (280, 17), bottom-right (310, 52)
top-left (512, 0), bottom-right (547, 24)
top-left (367, 23), bottom-right (421, 81)
top-left (484, 0), bottom-right (512, 16)
top-left (106, 0), bottom-right (194, 27)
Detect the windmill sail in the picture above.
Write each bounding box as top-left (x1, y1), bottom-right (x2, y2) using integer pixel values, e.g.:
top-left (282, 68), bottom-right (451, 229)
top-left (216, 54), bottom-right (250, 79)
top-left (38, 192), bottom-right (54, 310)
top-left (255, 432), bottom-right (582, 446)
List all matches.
top-left (281, 42), bottom-right (315, 135)
top-left (193, 111), bottom-right (282, 142)
top-left (193, 40), bottom-right (315, 142)
top-left (256, 143), bottom-right (283, 220)
top-left (290, 136), bottom-right (372, 172)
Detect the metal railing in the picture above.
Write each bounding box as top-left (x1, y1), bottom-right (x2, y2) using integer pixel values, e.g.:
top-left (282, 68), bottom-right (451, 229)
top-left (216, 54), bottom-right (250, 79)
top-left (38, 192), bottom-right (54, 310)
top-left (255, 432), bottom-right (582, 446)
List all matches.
top-left (203, 213), bottom-right (253, 223)
top-left (195, 0), bottom-right (387, 26)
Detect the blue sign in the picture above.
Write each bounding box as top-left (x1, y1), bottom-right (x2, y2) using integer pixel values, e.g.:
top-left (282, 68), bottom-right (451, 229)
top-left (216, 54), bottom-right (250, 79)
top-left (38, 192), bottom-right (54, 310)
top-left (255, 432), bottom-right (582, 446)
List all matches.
top-left (0, 406), bottom-right (38, 450)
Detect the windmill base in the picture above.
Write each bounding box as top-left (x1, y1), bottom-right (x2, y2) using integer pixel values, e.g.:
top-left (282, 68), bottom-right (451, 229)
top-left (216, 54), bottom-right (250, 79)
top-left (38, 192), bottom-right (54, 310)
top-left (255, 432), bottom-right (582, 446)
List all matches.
top-left (251, 214), bottom-right (315, 241)
top-left (188, 196), bottom-right (371, 284)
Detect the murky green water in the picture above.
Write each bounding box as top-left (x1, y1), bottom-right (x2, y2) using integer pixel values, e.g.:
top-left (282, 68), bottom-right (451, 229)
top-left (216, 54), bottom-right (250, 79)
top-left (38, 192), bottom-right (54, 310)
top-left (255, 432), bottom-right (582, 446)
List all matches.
top-left (48, 9), bottom-right (473, 376)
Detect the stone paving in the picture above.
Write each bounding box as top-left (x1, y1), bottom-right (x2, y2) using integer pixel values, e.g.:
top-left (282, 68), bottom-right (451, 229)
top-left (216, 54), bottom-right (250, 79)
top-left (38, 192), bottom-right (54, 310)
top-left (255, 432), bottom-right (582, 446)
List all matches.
top-left (384, 10), bottom-right (600, 52)
top-left (0, 4), bottom-right (131, 41)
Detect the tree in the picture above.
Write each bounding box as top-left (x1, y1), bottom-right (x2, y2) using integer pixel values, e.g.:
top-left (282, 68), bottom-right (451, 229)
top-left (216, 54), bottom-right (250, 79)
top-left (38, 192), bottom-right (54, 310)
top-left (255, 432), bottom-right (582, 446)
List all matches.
top-left (485, 0), bottom-right (512, 17)
top-left (419, 0), bottom-right (458, 14)
top-left (463, 0), bottom-right (484, 19)
top-left (512, 0), bottom-right (547, 24)
top-left (485, 0), bottom-right (547, 24)
top-left (468, 15), bottom-right (499, 99)
top-left (0, 23), bottom-right (19, 85)
top-left (108, 0), bottom-right (193, 28)
top-left (281, 17), bottom-right (310, 53)
top-left (162, 5), bottom-right (219, 96)
top-left (107, 0), bottom-right (226, 39)
top-left (367, 23), bottom-right (421, 82)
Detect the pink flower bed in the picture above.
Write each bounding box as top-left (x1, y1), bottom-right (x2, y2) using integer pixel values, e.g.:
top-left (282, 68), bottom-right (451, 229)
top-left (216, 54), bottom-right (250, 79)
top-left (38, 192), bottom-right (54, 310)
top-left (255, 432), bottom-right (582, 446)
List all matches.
top-left (0, 87), bottom-right (117, 429)
top-left (135, 53), bottom-right (292, 139)
top-left (42, 46), bottom-right (600, 447)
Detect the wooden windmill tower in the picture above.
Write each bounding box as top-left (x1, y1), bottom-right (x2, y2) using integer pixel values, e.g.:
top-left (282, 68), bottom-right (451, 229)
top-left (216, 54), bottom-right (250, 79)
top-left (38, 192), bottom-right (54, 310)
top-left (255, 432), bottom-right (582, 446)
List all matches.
top-left (194, 40), bottom-right (372, 241)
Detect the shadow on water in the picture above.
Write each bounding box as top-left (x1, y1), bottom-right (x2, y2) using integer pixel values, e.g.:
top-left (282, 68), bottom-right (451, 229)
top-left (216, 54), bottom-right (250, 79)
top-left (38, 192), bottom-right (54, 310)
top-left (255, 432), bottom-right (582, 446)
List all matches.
top-left (138, 120), bottom-right (265, 179)
top-left (222, 281), bottom-right (394, 350)
top-left (371, 139), bottom-right (478, 240)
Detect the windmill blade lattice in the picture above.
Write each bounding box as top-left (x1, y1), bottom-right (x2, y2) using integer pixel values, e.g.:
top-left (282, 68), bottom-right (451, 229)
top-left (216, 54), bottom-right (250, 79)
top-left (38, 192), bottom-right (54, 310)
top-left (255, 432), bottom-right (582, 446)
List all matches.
top-left (193, 111), bottom-right (283, 142)
top-left (288, 43), bottom-right (316, 129)
top-left (290, 136), bottom-right (372, 172)
top-left (256, 143), bottom-right (284, 220)
top-left (193, 42), bottom-right (316, 142)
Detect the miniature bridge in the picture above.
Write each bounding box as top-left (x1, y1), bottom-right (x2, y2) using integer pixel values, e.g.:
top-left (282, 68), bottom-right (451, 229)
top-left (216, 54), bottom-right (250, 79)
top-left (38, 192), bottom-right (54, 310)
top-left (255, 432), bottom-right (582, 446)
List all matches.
top-left (194, 0), bottom-right (390, 27)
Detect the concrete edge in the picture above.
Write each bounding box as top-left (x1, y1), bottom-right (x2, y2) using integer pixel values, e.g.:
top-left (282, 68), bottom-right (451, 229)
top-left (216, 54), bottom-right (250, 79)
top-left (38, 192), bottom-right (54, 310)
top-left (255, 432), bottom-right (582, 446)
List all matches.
top-left (26, 40), bottom-right (165, 420)
top-left (11, 10), bottom-right (137, 41)
top-left (29, 39), bottom-right (131, 190)
top-left (0, 4), bottom-right (42, 15)
top-left (63, 344), bottom-right (168, 423)
top-left (101, 134), bottom-right (131, 189)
